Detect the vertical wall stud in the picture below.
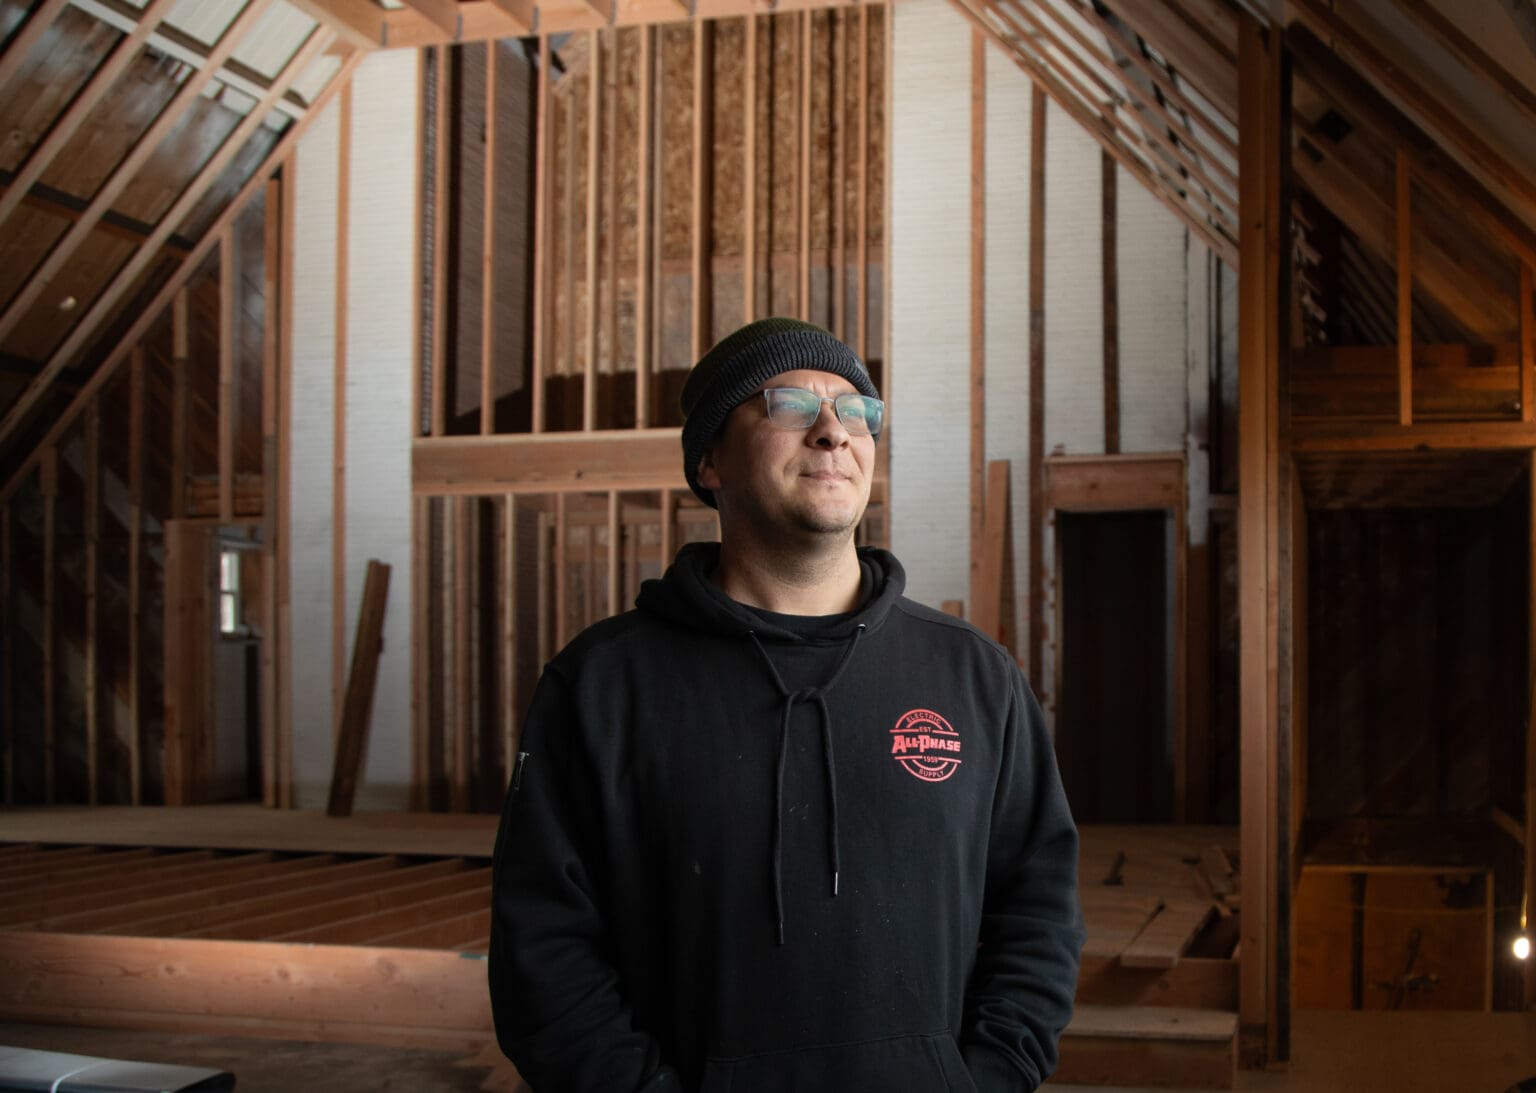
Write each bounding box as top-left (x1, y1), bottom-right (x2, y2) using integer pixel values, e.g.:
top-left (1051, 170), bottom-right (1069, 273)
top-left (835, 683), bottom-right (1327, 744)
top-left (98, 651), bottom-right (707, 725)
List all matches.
top-left (261, 177), bottom-right (281, 807)
top-left (743, 14), bottom-right (756, 325)
top-left (84, 403), bottom-right (100, 803)
top-left (1520, 261), bottom-right (1532, 423)
top-left (832, 11), bottom-right (845, 340)
top-left (483, 41), bottom-right (499, 435)
top-left (533, 37), bottom-right (550, 433)
top-left (585, 29), bottom-right (601, 431)
top-left (607, 490), bottom-right (620, 616)
top-left (798, 9), bottom-right (811, 322)
top-left (502, 494), bottom-right (517, 783)
top-left (432, 45), bottom-right (450, 437)
top-left (220, 225), bottom-right (236, 521)
top-left (856, 4), bottom-right (869, 358)
top-left (555, 492), bottom-right (569, 649)
top-left (636, 27), bottom-right (653, 425)
top-left (0, 507), bottom-right (10, 804)
top-left (172, 289), bottom-right (189, 519)
top-left (452, 496), bottom-right (471, 810)
top-left (1396, 145), bottom-right (1412, 426)
top-left (968, 29), bottom-right (986, 622)
top-left (277, 156), bottom-right (297, 808)
top-left (41, 448), bottom-right (57, 803)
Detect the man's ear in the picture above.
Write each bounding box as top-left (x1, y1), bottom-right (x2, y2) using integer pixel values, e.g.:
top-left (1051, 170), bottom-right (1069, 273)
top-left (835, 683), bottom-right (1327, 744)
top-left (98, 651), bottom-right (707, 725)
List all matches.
top-left (697, 445), bottom-right (723, 491)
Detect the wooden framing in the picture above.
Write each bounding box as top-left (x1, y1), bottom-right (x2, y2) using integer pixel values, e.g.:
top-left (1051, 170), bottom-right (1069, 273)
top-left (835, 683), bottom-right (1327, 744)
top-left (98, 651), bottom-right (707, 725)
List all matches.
top-left (968, 28), bottom-right (986, 628)
top-left (452, 498), bottom-right (471, 811)
top-left (0, 0), bottom-right (179, 232)
top-left (1523, 262), bottom-right (1534, 424)
top-left (40, 448), bottom-right (56, 803)
top-left (162, 521), bottom-right (214, 806)
top-left (411, 496), bottom-right (430, 809)
top-left (532, 35), bottom-right (550, 433)
top-left (0, 508), bottom-right (9, 805)
top-left (0, 0), bottom-right (276, 391)
top-left (799, 9), bottom-right (812, 322)
top-left (1028, 85), bottom-right (1046, 688)
top-left (636, 26), bottom-right (653, 423)
top-left (1396, 147), bottom-right (1412, 427)
top-left (1236, 9), bottom-right (1287, 1065)
top-left (172, 290), bottom-right (189, 520)
top-left (741, 15), bottom-right (755, 327)
top-left (856, 4), bottom-right (869, 358)
top-left (83, 404), bottom-right (100, 804)
top-left (414, 429), bottom-right (684, 495)
top-left (1528, 451), bottom-right (1536, 1009)
top-left (221, 226), bottom-right (238, 522)
top-left (261, 175), bottom-right (281, 809)
top-left (278, 154), bottom-right (301, 810)
top-left (501, 495), bottom-right (516, 785)
top-left (692, 19), bottom-right (713, 358)
top-left (482, 41), bottom-right (499, 436)
top-left (328, 561), bottom-right (392, 817)
top-left (431, 45), bottom-right (451, 437)
top-left (585, 29), bottom-right (600, 431)
top-left (832, 10), bottom-right (845, 339)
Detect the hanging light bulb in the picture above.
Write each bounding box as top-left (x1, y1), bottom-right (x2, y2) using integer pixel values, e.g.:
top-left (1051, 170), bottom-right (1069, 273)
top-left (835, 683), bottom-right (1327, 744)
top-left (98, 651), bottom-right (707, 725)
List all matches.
top-left (1516, 934), bottom-right (1531, 961)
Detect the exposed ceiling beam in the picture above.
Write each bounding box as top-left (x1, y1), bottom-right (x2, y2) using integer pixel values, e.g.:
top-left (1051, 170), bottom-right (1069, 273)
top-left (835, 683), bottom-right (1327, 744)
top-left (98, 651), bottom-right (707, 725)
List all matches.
top-left (1288, 22), bottom-right (1536, 273)
top-left (0, 0), bottom-right (70, 95)
top-left (487, 0), bottom-right (537, 34)
top-left (1392, 0), bottom-right (1536, 129)
top-left (1291, 0), bottom-right (1536, 235)
top-left (1100, 0), bottom-right (1237, 124)
top-left (0, 0), bottom-right (180, 236)
top-left (69, 0), bottom-right (311, 121)
top-left (399, 0), bottom-right (463, 37)
top-left (0, 0), bottom-right (276, 353)
top-left (288, 0), bottom-right (390, 50)
top-left (0, 45), bottom-right (364, 501)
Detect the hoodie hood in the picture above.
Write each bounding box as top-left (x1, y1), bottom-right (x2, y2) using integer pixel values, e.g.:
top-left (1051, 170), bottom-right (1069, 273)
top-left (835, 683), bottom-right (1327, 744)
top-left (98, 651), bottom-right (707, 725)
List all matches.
top-left (635, 541), bottom-right (906, 642)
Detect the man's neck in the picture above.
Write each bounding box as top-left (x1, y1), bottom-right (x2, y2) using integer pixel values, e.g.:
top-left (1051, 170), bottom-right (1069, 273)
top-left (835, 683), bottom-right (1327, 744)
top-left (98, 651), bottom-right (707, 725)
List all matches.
top-left (711, 536), bottom-right (863, 616)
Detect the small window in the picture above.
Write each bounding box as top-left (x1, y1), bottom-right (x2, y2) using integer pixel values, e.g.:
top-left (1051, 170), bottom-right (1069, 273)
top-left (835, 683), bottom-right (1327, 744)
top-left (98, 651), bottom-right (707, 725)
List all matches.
top-left (219, 548), bottom-right (241, 635)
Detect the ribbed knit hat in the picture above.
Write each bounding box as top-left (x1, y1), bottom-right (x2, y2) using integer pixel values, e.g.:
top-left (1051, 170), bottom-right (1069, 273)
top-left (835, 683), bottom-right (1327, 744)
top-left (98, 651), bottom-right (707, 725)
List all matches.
top-left (680, 317), bottom-right (879, 508)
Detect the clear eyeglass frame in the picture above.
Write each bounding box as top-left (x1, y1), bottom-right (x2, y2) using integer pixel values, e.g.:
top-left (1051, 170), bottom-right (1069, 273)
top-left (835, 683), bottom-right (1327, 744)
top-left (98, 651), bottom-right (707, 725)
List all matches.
top-left (759, 387), bottom-right (885, 437)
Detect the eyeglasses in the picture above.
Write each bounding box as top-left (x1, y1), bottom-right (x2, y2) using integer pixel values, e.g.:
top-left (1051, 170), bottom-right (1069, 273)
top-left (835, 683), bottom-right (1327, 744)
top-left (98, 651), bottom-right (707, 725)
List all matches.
top-left (759, 387), bottom-right (885, 436)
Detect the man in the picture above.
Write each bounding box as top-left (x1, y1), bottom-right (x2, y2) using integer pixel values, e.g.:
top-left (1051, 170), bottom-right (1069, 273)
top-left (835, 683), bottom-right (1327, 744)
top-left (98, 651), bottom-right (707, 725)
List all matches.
top-left (490, 318), bottom-right (1083, 1092)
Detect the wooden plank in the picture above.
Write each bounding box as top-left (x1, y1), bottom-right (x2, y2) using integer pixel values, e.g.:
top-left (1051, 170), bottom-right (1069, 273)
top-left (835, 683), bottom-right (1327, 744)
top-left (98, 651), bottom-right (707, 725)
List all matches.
top-left (856, 3), bottom-right (868, 357)
top-left (220, 225), bottom-right (237, 522)
top-left (410, 496), bottom-right (429, 809)
top-left (0, 508), bottom-right (10, 804)
top-left (211, 864), bottom-right (486, 942)
top-left (452, 498), bottom-right (471, 811)
top-left (0, 0), bottom-right (70, 94)
top-left (1103, 149), bottom-right (1119, 454)
top-left (162, 522), bottom-right (213, 806)
top-left (400, 0), bottom-right (461, 36)
top-left (326, 560), bottom-right (392, 817)
top-left (368, 906), bottom-right (491, 949)
top-left (605, 30), bottom-right (619, 432)
top-left (40, 448), bottom-right (56, 803)
top-left (1122, 899), bottom-right (1218, 970)
top-left (636, 26), bottom-right (653, 424)
top-left (1392, 0), bottom-right (1536, 127)
top-left (272, 883), bottom-right (490, 945)
top-left (431, 45), bottom-right (450, 436)
top-left (585, 29), bottom-right (600, 430)
top-left (968, 27), bottom-right (986, 632)
top-left (277, 156), bottom-right (300, 810)
top-left (413, 428), bottom-right (685, 494)
top-left (607, 490), bottom-right (620, 616)
top-left (692, 19), bottom-right (712, 357)
top-left (0, 0), bottom-right (178, 232)
top-left (1291, 420), bottom-right (1536, 452)
top-left (799, 10), bottom-right (811, 321)
top-left (0, 933), bottom-right (493, 1046)
top-left (1028, 85), bottom-right (1046, 687)
top-left (501, 496), bottom-right (516, 786)
top-left (555, 492), bottom-right (569, 648)
top-left (261, 175), bottom-right (281, 808)
top-left (0, 0), bottom-right (276, 367)
top-left (659, 487), bottom-right (674, 568)
top-left (1396, 147), bottom-right (1412, 427)
top-left (1045, 454), bottom-right (1185, 512)
top-left (482, 41), bottom-right (498, 436)
top-left (832, 10), bottom-right (845, 339)
top-left (973, 457), bottom-right (1010, 644)
top-left (333, 77), bottom-right (353, 742)
top-left (532, 36), bottom-right (549, 432)
top-left (1078, 955), bottom-right (1239, 1011)
top-left (172, 290), bottom-right (189, 519)
top-left (741, 15), bottom-right (755, 327)
top-left (1528, 449), bottom-right (1536, 1009)
top-left (84, 402), bottom-right (101, 804)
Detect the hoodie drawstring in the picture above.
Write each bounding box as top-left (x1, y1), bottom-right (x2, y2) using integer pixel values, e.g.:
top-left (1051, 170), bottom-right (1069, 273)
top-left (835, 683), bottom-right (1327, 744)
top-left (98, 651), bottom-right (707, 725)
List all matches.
top-left (746, 624), bottom-right (866, 946)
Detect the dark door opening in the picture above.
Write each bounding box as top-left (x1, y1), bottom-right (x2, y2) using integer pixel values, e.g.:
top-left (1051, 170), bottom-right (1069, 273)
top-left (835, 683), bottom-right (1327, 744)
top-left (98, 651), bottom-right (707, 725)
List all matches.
top-left (1056, 509), bottom-right (1175, 824)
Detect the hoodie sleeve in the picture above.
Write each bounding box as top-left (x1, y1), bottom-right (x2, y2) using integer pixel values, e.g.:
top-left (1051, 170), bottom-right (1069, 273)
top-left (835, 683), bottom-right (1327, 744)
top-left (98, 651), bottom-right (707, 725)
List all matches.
top-left (959, 664), bottom-right (1086, 1092)
top-left (489, 669), bottom-right (680, 1092)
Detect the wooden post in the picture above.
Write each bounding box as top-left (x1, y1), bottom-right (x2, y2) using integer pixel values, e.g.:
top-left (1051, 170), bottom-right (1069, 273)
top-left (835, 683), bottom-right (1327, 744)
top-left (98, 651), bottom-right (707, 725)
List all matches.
top-left (220, 224), bottom-right (236, 522)
top-left (172, 290), bottom-right (189, 519)
top-left (410, 496), bottom-right (429, 810)
top-left (0, 507), bottom-right (10, 804)
top-left (1521, 261), bottom-right (1533, 423)
top-left (968, 28), bottom-right (986, 625)
top-left (1237, 10), bottom-right (1289, 1066)
top-left (41, 448), bottom-right (56, 803)
top-left (326, 560), bottom-right (391, 817)
top-left (277, 156), bottom-right (297, 809)
top-left (501, 495), bottom-right (516, 785)
top-left (163, 521), bottom-right (213, 806)
top-left (1396, 146), bottom-right (1412, 426)
top-left (452, 497), bottom-right (470, 811)
top-left (1103, 151), bottom-right (1119, 454)
top-left (554, 492), bottom-right (569, 648)
top-left (856, 4), bottom-right (869, 359)
top-left (798, 10), bottom-right (811, 322)
top-left (636, 27), bottom-right (653, 425)
top-left (832, 10), bottom-right (845, 340)
top-left (585, 31), bottom-right (600, 432)
top-left (692, 19), bottom-right (714, 359)
top-left (532, 37), bottom-right (549, 434)
top-left (432, 45), bottom-right (450, 437)
top-left (261, 175), bottom-right (280, 809)
top-left (1028, 87), bottom-right (1046, 688)
top-left (84, 402), bottom-right (100, 803)
top-left (743, 14), bottom-right (756, 326)
top-left (1527, 451), bottom-right (1536, 1009)
top-left (482, 41), bottom-right (498, 436)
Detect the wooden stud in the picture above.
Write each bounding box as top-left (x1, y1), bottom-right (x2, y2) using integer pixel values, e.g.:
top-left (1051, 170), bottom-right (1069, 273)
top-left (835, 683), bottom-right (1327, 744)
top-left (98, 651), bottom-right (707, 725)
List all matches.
top-left (1103, 151), bottom-right (1119, 455)
top-left (432, 45), bottom-right (450, 437)
top-left (635, 27), bottom-right (653, 425)
top-left (564, 80), bottom-right (578, 402)
top-left (536, 509), bottom-right (550, 667)
top-left (607, 491), bottom-right (621, 616)
top-left (555, 493), bottom-right (569, 649)
top-left (172, 290), bottom-right (189, 520)
top-left (501, 495), bottom-right (516, 785)
top-left (692, 19), bottom-right (712, 359)
top-left (1396, 146), bottom-right (1412, 427)
top-left (532, 36), bottom-right (550, 433)
top-left (1528, 451), bottom-right (1536, 1010)
top-left (585, 30), bottom-right (600, 432)
top-left (0, 0), bottom-right (180, 233)
top-left (832, 11), bottom-right (845, 340)
top-left (799, 10), bottom-right (811, 322)
top-left (0, 507), bottom-right (10, 804)
top-left (0, 0), bottom-right (277, 376)
top-left (410, 497), bottom-right (429, 809)
top-left (659, 487), bottom-right (674, 569)
top-left (220, 225), bottom-right (237, 523)
top-left (969, 28), bottom-right (986, 623)
top-left (163, 521), bottom-right (214, 806)
top-left (327, 560), bottom-right (392, 817)
top-left (1028, 86), bottom-right (1046, 688)
top-left (482, 41), bottom-right (498, 436)
top-left (452, 498), bottom-right (470, 811)
top-left (605, 32), bottom-right (619, 425)
top-left (261, 177), bottom-right (281, 808)
top-left (856, 4), bottom-right (868, 358)
top-left (743, 15), bottom-right (756, 326)
top-left (84, 402), bottom-right (100, 803)
top-left (1521, 262), bottom-right (1533, 424)
top-left (278, 156), bottom-right (300, 810)
top-left (334, 78), bottom-right (353, 737)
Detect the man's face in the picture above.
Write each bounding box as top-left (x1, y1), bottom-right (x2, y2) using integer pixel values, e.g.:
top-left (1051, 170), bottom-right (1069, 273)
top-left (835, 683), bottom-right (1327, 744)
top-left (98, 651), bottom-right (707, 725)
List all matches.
top-left (696, 368), bottom-right (877, 542)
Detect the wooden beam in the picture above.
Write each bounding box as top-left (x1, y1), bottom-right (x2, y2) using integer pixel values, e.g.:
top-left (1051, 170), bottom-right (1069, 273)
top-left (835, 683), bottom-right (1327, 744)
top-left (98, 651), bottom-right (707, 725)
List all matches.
top-left (636, 26), bottom-right (653, 425)
top-left (856, 3), bottom-right (868, 358)
top-left (410, 497), bottom-right (428, 809)
top-left (0, 507), bottom-right (9, 804)
top-left (607, 490), bottom-right (620, 616)
top-left (0, 0), bottom-right (179, 233)
top-left (692, 19), bottom-right (713, 357)
top-left (1103, 150), bottom-right (1119, 454)
top-left (1397, 147), bottom-right (1413, 426)
top-left (40, 448), bottom-right (56, 803)
top-left (530, 35), bottom-right (550, 433)
top-left (584, 29), bottom-right (599, 431)
top-left (486, 0), bottom-right (535, 34)
top-left (1028, 84), bottom-right (1046, 688)
top-left (742, 15), bottom-right (755, 327)
top-left (0, 22), bottom-right (337, 456)
top-left (451, 498), bottom-right (470, 811)
top-left (327, 560), bottom-right (391, 817)
top-left (414, 428), bottom-right (683, 496)
top-left (1523, 262), bottom-right (1534, 423)
top-left (400, 0), bottom-right (462, 37)
top-left (501, 495), bottom-right (516, 786)
top-left (221, 225), bottom-right (237, 522)
top-left (799, 10), bottom-right (811, 322)
top-left (0, 0), bottom-right (70, 95)
top-left (334, 76), bottom-right (352, 742)
top-left (172, 289), bottom-right (189, 520)
top-left (1392, 0), bottom-right (1536, 128)
top-left (0, 0), bottom-right (275, 356)
top-left (482, 41), bottom-right (497, 436)
top-left (969, 27), bottom-right (986, 625)
top-left (431, 45), bottom-right (449, 436)
top-left (277, 156), bottom-right (299, 810)
top-left (1528, 450), bottom-right (1536, 1009)
top-left (1089, 0), bottom-right (1236, 123)
top-left (1291, 419), bottom-right (1536, 452)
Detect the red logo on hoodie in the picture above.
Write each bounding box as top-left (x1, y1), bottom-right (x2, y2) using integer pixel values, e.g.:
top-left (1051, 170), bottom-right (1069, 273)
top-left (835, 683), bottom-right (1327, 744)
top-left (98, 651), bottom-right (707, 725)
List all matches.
top-left (890, 709), bottom-right (962, 783)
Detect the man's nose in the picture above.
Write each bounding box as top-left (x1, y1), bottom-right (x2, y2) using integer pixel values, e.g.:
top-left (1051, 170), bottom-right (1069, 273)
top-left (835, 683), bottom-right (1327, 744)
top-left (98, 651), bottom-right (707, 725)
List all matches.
top-left (808, 401), bottom-right (850, 448)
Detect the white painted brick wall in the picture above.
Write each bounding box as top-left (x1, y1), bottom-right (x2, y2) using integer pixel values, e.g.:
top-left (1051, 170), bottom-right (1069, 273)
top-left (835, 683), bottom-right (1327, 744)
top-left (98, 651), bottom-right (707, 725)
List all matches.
top-left (888, 0), bottom-right (973, 612)
top-left (289, 91), bottom-right (338, 807)
top-left (1118, 168), bottom-right (1189, 454)
top-left (288, 52), bottom-right (418, 809)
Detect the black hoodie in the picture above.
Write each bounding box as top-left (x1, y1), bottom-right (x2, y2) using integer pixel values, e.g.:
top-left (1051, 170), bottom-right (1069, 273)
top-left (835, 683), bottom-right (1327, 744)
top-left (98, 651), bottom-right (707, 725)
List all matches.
top-left (489, 544), bottom-right (1084, 1092)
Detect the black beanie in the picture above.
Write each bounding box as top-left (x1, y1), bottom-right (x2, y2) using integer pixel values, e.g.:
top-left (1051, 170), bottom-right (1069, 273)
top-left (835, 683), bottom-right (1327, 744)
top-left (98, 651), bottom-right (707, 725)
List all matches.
top-left (680, 317), bottom-right (879, 508)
